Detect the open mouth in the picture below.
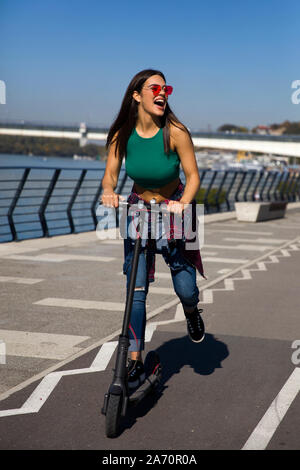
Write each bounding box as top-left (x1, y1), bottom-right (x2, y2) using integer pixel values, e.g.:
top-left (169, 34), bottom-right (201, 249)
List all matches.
top-left (154, 98), bottom-right (165, 109)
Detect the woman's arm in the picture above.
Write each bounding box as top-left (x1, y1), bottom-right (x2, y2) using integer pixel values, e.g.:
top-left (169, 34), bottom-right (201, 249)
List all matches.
top-left (170, 124), bottom-right (200, 205)
top-left (101, 131), bottom-right (124, 207)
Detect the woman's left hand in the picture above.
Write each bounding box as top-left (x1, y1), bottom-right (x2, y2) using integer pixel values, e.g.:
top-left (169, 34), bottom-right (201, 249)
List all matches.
top-left (167, 200), bottom-right (185, 214)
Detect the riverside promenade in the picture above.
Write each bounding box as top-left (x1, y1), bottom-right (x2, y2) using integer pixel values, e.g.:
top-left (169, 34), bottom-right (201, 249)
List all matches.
top-left (0, 204), bottom-right (300, 450)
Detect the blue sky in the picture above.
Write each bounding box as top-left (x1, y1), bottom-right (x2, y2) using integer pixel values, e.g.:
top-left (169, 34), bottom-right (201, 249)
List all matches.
top-left (0, 0), bottom-right (299, 131)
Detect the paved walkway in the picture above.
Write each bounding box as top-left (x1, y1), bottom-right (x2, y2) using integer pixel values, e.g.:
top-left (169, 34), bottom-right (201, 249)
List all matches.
top-left (0, 207), bottom-right (300, 449)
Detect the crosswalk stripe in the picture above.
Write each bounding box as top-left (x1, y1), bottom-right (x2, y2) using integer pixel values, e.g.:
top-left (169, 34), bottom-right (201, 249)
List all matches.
top-left (33, 297), bottom-right (124, 311)
top-left (0, 276), bottom-right (44, 284)
top-left (0, 329), bottom-right (90, 360)
top-left (2, 253), bottom-right (115, 263)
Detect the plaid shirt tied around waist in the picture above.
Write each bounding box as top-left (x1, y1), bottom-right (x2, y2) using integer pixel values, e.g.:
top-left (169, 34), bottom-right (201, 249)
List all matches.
top-left (121, 179), bottom-right (206, 283)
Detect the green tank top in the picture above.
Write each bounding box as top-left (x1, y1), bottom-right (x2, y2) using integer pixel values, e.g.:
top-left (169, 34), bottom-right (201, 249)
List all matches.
top-left (125, 127), bottom-right (180, 189)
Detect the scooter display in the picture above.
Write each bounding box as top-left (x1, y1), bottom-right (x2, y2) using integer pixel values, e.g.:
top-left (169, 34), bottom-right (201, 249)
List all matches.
top-left (101, 199), bottom-right (165, 438)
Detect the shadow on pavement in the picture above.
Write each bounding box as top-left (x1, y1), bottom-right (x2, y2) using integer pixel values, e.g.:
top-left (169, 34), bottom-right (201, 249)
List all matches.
top-left (119, 333), bottom-right (229, 436)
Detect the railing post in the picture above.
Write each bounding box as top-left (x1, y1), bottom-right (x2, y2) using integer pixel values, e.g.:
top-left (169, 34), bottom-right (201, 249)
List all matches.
top-left (235, 171), bottom-right (247, 202)
top-left (285, 172), bottom-right (297, 202)
top-left (243, 170), bottom-right (256, 201)
top-left (273, 171), bottom-right (286, 201)
top-left (67, 169), bottom-right (87, 233)
top-left (225, 171), bottom-right (238, 211)
top-left (38, 169), bottom-right (61, 237)
top-left (214, 171), bottom-right (228, 212)
top-left (7, 168), bottom-right (30, 241)
top-left (203, 170), bottom-right (217, 213)
top-left (266, 171), bottom-right (279, 201)
top-left (257, 170), bottom-right (270, 201)
top-left (293, 173), bottom-right (300, 201)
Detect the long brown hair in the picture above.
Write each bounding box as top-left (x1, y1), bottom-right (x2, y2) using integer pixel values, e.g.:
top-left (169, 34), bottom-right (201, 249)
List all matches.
top-left (106, 69), bottom-right (193, 161)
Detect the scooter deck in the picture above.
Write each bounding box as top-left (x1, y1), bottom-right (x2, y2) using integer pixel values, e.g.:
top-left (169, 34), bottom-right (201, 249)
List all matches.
top-left (128, 367), bottom-right (162, 405)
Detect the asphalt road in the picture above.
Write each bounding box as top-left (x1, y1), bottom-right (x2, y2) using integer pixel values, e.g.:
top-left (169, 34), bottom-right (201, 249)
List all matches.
top-left (0, 208), bottom-right (300, 449)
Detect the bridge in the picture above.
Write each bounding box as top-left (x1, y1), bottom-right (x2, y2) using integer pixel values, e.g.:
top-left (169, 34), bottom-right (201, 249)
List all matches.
top-left (1, 124), bottom-right (300, 157)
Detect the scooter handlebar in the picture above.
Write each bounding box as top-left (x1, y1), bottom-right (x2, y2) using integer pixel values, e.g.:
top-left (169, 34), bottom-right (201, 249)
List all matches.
top-left (118, 199), bottom-right (174, 215)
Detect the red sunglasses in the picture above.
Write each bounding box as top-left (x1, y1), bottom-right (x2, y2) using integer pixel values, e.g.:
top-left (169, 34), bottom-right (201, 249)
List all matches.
top-left (146, 84), bottom-right (173, 97)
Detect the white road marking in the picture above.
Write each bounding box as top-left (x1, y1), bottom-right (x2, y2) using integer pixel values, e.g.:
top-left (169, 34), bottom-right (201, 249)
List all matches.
top-left (33, 298), bottom-right (124, 311)
top-left (119, 271), bottom-right (172, 280)
top-left (256, 262), bottom-right (267, 271)
top-left (149, 286), bottom-right (175, 295)
top-left (2, 253), bottom-right (115, 263)
top-left (0, 276), bottom-right (44, 285)
top-left (204, 244), bottom-right (272, 252)
top-left (1, 236), bottom-right (299, 418)
top-left (0, 340), bottom-right (5, 365)
top-left (0, 231), bottom-right (98, 257)
top-left (86, 341), bottom-right (118, 370)
top-left (144, 323), bottom-right (157, 342)
top-left (209, 222), bottom-right (246, 228)
top-left (144, 272), bottom-right (170, 279)
top-left (0, 341), bottom-right (118, 418)
top-left (174, 303), bottom-right (185, 321)
top-left (224, 237), bottom-right (288, 244)
top-left (118, 271), bottom-right (205, 281)
top-left (0, 329), bottom-right (90, 360)
top-left (265, 223), bottom-right (300, 230)
top-left (202, 257), bottom-right (249, 264)
top-left (242, 367), bottom-right (300, 450)
top-left (217, 269), bottom-right (232, 274)
top-left (205, 229), bottom-right (273, 236)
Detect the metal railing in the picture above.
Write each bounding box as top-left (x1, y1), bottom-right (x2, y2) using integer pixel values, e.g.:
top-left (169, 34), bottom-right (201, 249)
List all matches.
top-left (0, 166), bottom-right (299, 242)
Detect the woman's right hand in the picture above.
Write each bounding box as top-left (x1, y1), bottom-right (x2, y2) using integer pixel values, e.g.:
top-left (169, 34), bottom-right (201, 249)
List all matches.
top-left (100, 189), bottom-right (125, 208)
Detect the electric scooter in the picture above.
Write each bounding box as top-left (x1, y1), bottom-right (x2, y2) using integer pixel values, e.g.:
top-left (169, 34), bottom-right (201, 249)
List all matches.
top-left (101, 198), bottom-right (164, 438)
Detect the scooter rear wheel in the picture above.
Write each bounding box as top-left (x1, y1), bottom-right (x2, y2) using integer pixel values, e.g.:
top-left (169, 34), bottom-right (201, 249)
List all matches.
top-left (105, 393), bottom-right (122, 438)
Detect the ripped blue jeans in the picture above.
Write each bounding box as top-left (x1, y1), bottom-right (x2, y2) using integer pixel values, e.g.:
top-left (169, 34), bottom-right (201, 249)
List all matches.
top-left (123, 226), bottom-right (200, 352)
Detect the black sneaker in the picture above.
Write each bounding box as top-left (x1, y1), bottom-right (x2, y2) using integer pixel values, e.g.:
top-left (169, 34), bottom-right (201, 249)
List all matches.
top-left (184, 307), bottom-right (205, 343)
top-left (127, 359), bottom-right (146, 389)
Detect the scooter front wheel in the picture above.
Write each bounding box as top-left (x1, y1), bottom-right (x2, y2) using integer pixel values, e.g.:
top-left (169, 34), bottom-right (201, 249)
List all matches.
top-left (105, 393), bottom-right (123, 438)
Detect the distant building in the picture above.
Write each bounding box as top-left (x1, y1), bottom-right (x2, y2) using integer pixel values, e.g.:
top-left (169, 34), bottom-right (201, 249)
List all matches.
top-left (268, 126), bottom-right (286, 136)
top-left (253, 124), bottom-right (287, 136)
top-left (255, 125), bottom-right (270, 135)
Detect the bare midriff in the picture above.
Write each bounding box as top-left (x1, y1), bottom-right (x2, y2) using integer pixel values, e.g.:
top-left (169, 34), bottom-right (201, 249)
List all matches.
top-left (132, 176), bottom-right (180, 203)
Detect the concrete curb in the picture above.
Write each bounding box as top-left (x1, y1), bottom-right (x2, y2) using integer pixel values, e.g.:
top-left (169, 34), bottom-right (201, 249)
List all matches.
top-left (204, 201), bottom-right (300, 224)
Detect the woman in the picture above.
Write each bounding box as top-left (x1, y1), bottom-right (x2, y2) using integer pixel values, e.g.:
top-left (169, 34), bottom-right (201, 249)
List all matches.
top-left (101, 69), bottom-right (205, 389)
